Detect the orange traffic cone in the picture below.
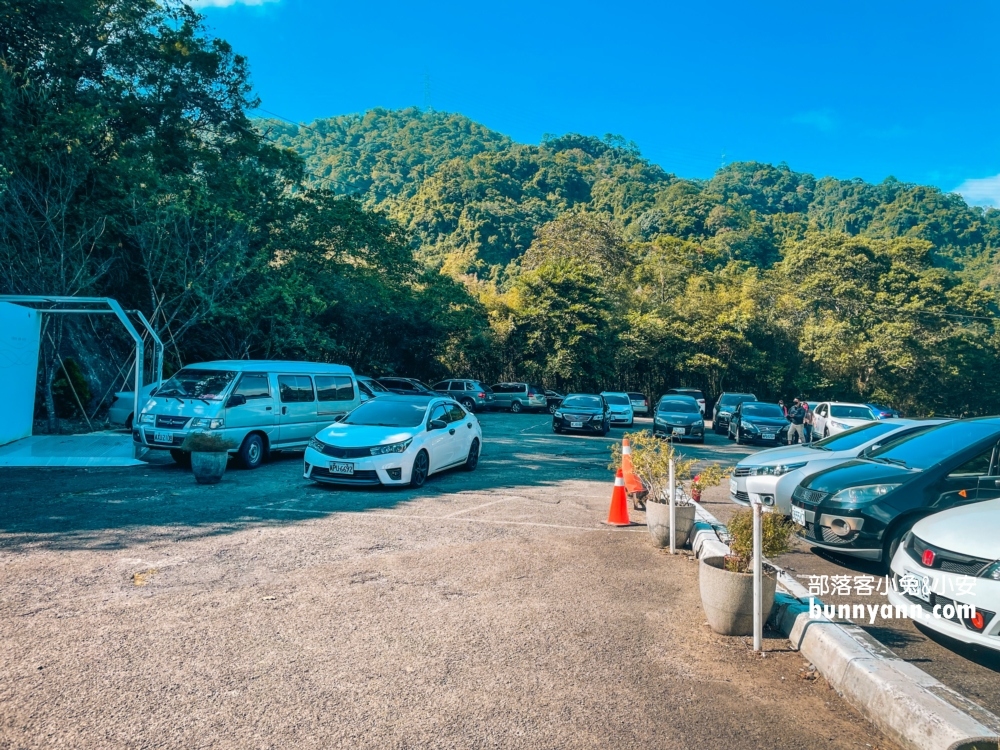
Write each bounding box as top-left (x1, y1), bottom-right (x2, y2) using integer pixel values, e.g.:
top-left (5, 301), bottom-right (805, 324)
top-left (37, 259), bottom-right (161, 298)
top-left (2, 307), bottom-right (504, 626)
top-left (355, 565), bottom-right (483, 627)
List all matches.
top-left (605, 469), bottom-right (631, 526)
top-left (622, 438), bottom-right (645, 495)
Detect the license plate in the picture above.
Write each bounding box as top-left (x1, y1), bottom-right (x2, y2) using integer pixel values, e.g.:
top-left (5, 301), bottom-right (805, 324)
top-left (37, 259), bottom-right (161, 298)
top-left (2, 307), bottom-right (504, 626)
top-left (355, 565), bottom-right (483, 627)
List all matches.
top-left (792, 506), bottom-right (806, 526)
top-left (729, 478), bottom-right (738, 495)
top-left (762, 433), bottom-right (775, 440)
top-left (570, 421), bottom-right (583, 428)
top-left (672, 427), bottom-right (685, 435)
top-left (153, 431), bottom-right (172, 444)
top-left (907, 571), bottom-right (932, 602)
top-left (330, 462), bottom-right (354, 475)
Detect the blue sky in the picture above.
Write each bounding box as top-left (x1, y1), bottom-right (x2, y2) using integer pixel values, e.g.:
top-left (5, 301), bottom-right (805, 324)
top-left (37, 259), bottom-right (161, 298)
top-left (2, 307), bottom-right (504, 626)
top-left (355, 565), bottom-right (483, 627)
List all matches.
top-left (191, 0), bottom-right (1000, 206)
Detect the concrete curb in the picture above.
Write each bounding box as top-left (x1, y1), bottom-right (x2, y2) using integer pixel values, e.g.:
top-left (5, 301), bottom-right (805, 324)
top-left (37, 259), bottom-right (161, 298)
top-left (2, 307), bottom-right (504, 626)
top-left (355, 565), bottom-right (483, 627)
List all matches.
top-left (689, 500), bottom-right (1000, 750)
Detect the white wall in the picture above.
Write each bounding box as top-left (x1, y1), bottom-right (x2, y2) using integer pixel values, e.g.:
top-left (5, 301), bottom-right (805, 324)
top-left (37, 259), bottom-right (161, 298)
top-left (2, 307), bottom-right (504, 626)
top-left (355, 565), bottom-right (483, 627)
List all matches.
top-left (0, 302), bottom-right (41, 445)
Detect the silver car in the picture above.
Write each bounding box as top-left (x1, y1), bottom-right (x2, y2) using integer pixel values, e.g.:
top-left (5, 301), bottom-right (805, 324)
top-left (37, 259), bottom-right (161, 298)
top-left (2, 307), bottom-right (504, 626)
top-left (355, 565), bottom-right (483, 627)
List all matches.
top-left (730, 419), bottom-right (948, 513)
top-left (600, 392), bottom-right (635, 427)
top-left (490, 382), bottom-right (547, 413)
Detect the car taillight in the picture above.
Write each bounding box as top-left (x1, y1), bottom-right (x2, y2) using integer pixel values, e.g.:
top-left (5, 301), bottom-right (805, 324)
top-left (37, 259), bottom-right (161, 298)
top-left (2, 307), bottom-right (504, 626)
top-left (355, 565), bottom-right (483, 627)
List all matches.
top-left (922, 549), bottom-right (935, 567)
top-left (478, 392), bottom-right (485, 398)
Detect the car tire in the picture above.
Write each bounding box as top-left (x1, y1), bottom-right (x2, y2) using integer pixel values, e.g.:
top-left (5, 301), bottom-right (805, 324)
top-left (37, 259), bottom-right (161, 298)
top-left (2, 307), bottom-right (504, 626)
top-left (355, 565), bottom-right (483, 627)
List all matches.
top-left (696, 436), bottom-right (705, 444)
top-left (125, 414), bottom-right (133, 430)
top-left (463, 439), bottom-right (480, 471)
top-left (549, 403), bottom-right (558, 414)
top-left (600, 421), bottom-right (609, 437)
top-left (510, 401), bottom-right (522, 414)
top-left (238, 433), bottom-right (266, 469)
top-left (824, 427), bottom-right (830, 438)
top-left (409, 450), bottom-right (429, 488)
top-left (170, 449), bottom-right (191, 468)
top-left (883, 521), bottom-right (915, 573)
top-left (460, 398), bottom-right (476, 413)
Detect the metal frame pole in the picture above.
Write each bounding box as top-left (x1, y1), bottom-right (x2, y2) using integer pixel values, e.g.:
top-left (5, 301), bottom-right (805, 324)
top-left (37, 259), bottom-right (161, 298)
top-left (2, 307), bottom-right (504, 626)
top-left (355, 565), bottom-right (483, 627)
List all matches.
top-left (753, 499), bottom-right (763, 652)
top-left (668, 457), bottom-right (676, 555)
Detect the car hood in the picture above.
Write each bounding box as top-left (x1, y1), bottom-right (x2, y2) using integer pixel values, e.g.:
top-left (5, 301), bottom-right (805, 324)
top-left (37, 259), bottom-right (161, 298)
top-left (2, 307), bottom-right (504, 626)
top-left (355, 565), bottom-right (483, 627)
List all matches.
top-left (140, 396), bottom-right (222, 419)
top-left (317, 423), bottom-right (419, 447)
top-left (737, 443), bottom-right (820, 466)
top-left (658, 411), bottom-right (701, 422)
top-left (911, 499), bottom-right (1000, 561)
top-left (803, 459), bottom-right (916, 494)
top-left (742, 416), bottom-right (789, 428)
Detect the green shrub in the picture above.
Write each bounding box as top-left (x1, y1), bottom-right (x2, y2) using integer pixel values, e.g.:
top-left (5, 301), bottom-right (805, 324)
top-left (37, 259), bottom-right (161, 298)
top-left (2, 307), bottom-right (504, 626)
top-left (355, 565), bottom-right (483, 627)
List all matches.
top-left (725, 508), bottom-right (794, 574)
top-left (181, 432), bottom-right (237, 452)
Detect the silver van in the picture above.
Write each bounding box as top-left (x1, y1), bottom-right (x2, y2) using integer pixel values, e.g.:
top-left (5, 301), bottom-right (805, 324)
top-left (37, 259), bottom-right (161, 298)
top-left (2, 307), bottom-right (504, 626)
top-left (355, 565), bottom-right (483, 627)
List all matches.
top-left (489, 382), bottom-right (547, 413)
top-left (133, 360), bottom-right (361, 469)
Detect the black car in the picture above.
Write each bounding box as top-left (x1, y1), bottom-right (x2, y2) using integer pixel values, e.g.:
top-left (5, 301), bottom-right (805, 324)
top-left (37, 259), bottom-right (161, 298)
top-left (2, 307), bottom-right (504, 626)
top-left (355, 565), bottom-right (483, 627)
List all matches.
top-left (377, 377), bottom-right (435, 395)
top-left (712, 392), bottom-right (757, 434)
top-left (552, 393), bottom-right (610, 436)
top-left (544, 389), bottom-right (565, 415)
top-left (867, 403), bottom-right (901, 419)
top-left (790, 418), bottom-right (1000, 567)
top-left (652, 395), bottom-right (705, 442)
top-left (728, 401), bottom-right (789, 445)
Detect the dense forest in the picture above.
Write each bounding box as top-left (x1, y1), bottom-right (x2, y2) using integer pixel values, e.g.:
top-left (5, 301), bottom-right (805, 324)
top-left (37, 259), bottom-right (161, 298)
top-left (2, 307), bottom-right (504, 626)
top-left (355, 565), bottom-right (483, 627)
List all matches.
top-left (2, 1), bottom-right (999, 429)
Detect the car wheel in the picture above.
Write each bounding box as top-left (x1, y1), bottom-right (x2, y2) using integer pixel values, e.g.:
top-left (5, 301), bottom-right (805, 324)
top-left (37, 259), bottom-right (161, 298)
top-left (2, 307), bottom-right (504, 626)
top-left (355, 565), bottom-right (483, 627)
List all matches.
top-left (548, 403), bottom-right (558, 414)
top-left (169, 449), bottom-right (191, 468)
top-left (824, 427), bottom-right (830, 438)
top-left (463, 439), bottom-right (480, 471)
top-left (461, 398), bottom-right (476, 413)
top-left (409, 450), bottom-right (429, 488)
top-left (600, 421), bottom-right (609, 437)
top-left (883, 521), bottom-right (915, 573)
top-left (125, 414), bottom-right (133, 430)
top-left (510, 401), bottom-right (522, 414)
top-left (696, 436), bottom-right (705, 444)
top-left (238, 432), bottom-right (266, 469)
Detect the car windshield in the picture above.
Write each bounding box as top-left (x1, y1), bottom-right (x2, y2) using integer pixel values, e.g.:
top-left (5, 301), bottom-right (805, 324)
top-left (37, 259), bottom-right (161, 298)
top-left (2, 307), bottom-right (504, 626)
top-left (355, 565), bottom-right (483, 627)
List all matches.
top-left (867, 421), bottom-right (999, 470)
top-left (830, 405), bottom-right (875, 419)
top-left (603, 394), bottom-right (631, 405)
top-left (343, 400), bottom-right (428, 427)
top-left (628, 393), bottom-right (645, 400)
top-left (363, 379), bottom-right (389, 393)
top-left (720, 394), bottom-right (754, 406)
top-left (562, 395), bottom-right (602, 409)
top-left (743, 403), bottom-right (784, 418)
top-left (808, 421), bottom-right (897, 451)
top-left (659, 400), bottom-right (699, 413)
top-left (157, 368), bottom-right (236, 400)
top-left (670, 389), bottom-right (704, 400)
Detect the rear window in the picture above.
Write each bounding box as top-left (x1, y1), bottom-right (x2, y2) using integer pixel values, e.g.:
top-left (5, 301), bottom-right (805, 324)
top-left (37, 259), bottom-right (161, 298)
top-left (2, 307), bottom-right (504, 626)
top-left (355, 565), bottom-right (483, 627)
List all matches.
top-left (603, 394), bottom-right (631, 405)
top-left (668, 389), bottom-right (704, 400)
top-left (658, 399), bottom-right (699, 413)
top-left (528, 384), bottom-right (544, 394)
top-left (830, 405), bottom-right (875, 420)
top-left (720, 394), bottom-right (754, 406)
top-left (628, 393), bottom-right (646, 401)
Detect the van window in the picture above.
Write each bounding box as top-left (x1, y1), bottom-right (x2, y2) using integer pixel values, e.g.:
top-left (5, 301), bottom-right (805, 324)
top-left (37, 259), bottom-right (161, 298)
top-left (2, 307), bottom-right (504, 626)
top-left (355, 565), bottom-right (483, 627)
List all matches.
top-left (278, 375), bottom-right (314, 403)
top-left (315, 375), bottom-right (355, 402)
top-left (234, 374), bottom-right (270, 400)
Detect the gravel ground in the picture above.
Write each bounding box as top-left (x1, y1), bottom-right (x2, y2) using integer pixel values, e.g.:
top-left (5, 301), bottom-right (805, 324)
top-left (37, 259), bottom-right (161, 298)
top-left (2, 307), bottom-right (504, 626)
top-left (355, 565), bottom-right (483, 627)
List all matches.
top-left (0, 414), bottom-right (897, 749)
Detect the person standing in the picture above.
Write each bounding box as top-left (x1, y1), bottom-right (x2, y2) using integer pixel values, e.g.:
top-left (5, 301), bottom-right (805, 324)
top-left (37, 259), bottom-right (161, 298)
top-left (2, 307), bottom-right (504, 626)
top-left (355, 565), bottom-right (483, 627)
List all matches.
top-left (788, 398), bottom-right (806, 444)
top-left (778, 399), bottom-right (788, 417)
top-left (802, 401), bottom-right (814, 443)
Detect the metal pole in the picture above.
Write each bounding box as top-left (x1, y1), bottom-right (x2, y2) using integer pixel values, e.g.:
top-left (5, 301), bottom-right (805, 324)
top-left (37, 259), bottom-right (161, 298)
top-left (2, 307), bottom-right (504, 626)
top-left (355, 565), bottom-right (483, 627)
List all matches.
top-left (668, 457), bottom-right (676, 555)
top-left (753, 499), bottom-right (763, 652)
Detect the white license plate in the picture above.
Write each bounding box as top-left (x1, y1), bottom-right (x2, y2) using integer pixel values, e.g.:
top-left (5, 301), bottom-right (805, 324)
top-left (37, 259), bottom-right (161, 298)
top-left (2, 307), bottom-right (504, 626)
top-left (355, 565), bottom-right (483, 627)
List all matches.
top-left (672, 427), bottom-right (685, 435)
top-left (153, 431), bottom-right (172, 444)
top-left (570, 421), bottom-right (583, 428)
top-left (907, 571), bottom-right (932, 602)
top-left (762, 434), bottom-right (776, 440)
top-left (729, 478), bottom-right (738, 495)
top-left (792, 506), bottom-right (806, 526)
top-left (330, 462), bottom-right (354, 475)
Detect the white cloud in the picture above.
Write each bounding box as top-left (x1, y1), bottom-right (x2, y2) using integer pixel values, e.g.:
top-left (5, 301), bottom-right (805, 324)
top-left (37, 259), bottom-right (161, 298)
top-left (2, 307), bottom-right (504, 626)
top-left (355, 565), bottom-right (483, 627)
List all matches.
top-left (188, 0), bottom-right (281, 8)
top-left (954, 174), bottom-right (1000, 208)
top-left (791, 109), bottom-right (837, 133)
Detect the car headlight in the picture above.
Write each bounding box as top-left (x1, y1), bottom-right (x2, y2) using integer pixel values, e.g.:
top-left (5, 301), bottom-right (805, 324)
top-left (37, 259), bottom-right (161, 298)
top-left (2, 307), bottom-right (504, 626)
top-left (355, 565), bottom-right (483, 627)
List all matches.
top-left (371, 438), bottom-right (413, 456)
top-left (554, 411), bottom-right (563, 419)
top-left (831, 421), bottom-right (850, 430)
top-left (308, 436), bottom-right (325, 452)
top-left (745, 422), bottom-right (760, 432)
top-left (829, 483), bottom-right (901, 504)
top-left (655, 415), bottom-right (666, 423)
top-left (979, 561), bottom-right (1000, 581)
top-left (718, 410), bottom-right (731, 418)
top-left (139, 413), bottom-right (155, 424)
top-left (693, 419), bottom-right (704, 427)
top-left (190, 418), bottom-right (225, 429)
top-left (752, 462), bottom-right (806, 476)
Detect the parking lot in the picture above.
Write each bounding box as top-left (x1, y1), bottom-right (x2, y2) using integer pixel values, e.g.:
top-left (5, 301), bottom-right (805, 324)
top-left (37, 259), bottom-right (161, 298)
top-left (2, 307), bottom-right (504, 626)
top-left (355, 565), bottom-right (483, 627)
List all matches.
top-left (693, 425), bottom-right (1000, 720)
top-left (0, 412), bottom-right (898, 750)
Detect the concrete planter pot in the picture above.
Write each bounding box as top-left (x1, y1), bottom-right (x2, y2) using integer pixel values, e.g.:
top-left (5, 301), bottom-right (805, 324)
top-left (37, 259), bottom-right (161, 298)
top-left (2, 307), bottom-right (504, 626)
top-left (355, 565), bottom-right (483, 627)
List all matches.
top-left (190, 451), bottom-right (229, 485)
top-left (645, 500), bottom-right (696, 549)
top-left (699, 555), bottom-right (777, 636)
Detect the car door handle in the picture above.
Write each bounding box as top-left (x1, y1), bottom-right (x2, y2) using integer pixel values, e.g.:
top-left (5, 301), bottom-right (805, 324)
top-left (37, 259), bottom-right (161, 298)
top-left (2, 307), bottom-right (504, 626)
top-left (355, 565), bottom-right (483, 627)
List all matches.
top-left (281, 406), bottom-right (288, 415)
top-left (993, 479), bottom-right (1000, 487)
top-left (449, 428), bottom-right (456, 435)
top-left (265, 406), bottom-right (272, 411)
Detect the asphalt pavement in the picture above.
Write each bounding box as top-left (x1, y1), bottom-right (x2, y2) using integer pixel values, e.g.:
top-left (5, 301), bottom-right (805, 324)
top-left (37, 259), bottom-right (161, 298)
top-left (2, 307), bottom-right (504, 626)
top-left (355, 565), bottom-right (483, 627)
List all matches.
top-left (0, 412), bottom-right (897, 749)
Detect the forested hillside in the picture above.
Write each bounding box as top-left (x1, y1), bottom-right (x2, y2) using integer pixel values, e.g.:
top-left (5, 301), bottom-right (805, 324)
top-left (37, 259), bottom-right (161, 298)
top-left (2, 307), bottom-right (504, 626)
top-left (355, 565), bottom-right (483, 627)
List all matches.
top-left (3, 3), bottom-right (999, 427)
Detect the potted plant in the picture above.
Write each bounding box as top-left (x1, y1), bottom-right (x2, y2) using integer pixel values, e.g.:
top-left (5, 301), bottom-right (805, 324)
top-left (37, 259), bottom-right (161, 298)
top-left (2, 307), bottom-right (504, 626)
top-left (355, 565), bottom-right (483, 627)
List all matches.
top-left (699, 508), bottom-right (794, 636)
top-left (181, 432), bottom-right (236, 485)
top-left (611, 431), bottom-right (698, 548)
top-left (689, 463), bottom-right (727, 502)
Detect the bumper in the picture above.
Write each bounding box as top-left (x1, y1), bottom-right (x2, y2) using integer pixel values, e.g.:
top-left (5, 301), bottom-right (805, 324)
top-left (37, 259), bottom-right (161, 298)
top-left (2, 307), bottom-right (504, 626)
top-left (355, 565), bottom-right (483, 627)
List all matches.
top-left (609, 412), bottom-right (634, 425)
top-left (303, 446), bottom-right (412, 486)
top-left (714, 416), bottom-right (731, 431)
top-left (554, 418), bottom-right (605, 434)
top-left (653, 422), bottom-right (704, 440)
top-left (740, 431), bottom-right (787, 445)
top-left (888, 549), bottom-right (1000, 650)
top-left (791, 502), bottom-right (882, 559)
top-left (133, 427), bottom-right (189, 450)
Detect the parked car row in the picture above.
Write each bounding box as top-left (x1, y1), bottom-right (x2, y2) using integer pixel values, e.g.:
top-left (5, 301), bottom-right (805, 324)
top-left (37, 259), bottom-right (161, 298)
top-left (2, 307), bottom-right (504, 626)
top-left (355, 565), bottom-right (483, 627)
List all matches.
top-left (731, 418), bottom-right (1000, 654)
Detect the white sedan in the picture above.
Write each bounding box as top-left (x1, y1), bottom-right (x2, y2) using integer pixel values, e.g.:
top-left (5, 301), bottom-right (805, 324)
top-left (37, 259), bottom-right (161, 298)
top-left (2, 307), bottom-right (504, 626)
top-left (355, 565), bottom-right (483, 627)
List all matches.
top-left (888, 499), bottom-right (1000, 653)
top-left (810, 401), bottom-right (877, 438)
top-left (107, 382), bottom-right (160, 429)
top-left (304, 395), bottom-right (482, 488)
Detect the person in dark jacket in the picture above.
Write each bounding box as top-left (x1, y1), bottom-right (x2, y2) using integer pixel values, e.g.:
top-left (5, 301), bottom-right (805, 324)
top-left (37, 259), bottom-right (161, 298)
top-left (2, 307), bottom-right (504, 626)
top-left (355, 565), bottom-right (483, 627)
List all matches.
top-left (788, 398), bottom-right (806, 444)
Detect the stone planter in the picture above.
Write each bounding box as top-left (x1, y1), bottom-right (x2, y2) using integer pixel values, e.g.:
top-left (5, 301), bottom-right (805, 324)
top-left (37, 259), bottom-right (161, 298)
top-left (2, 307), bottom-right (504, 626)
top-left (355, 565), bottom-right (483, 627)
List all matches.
top-left (645, 500), bottom-right (697, 549)
top-left (698, 555), bottom-right (777, 636)
top-left (190, 451), bottom-right (229, 485)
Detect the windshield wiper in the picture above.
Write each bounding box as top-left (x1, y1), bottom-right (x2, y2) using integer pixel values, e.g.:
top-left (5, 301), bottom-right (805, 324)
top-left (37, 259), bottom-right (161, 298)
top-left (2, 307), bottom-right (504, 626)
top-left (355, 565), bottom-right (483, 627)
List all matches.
top-left (195, 397), bottom-right (211, 405)
top-left (807, 444), bottom-right (831, 451)
top-left (869, 456), bottom-right (908, 468)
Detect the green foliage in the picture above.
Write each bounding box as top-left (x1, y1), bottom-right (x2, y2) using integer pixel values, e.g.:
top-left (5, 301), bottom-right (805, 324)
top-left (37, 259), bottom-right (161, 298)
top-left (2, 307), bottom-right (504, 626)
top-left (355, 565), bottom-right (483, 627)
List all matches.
top-left (725, 509), bottom-right (794, 574)
top-left (182, 432), bottom-right (237, 453)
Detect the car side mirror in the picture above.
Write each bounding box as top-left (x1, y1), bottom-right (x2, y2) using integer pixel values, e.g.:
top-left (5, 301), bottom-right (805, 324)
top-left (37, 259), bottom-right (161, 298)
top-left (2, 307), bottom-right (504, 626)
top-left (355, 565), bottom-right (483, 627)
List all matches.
top-left (334, 414), bottom-right (346, 422)
top-left (429, 418), bottom-right (447, 431)
top-left (227, 394), bottom-right (247, 408)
